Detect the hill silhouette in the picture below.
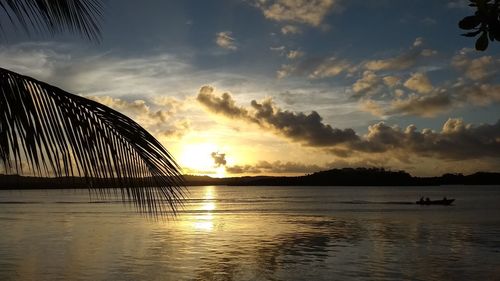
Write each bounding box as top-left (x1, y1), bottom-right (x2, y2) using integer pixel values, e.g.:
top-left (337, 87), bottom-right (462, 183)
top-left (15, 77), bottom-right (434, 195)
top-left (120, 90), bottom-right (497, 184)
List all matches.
top-left (1, 168), bottom-right (499, 189)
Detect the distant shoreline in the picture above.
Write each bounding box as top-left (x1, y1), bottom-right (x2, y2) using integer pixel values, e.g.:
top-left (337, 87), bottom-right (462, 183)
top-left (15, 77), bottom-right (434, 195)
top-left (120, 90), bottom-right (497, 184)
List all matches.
top-left (1, 168), bottom-right (499, 189)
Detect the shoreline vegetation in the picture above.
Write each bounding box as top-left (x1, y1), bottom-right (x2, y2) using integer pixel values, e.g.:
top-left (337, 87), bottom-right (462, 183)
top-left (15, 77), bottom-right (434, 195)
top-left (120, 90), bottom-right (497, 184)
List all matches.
top-left (1, 168), bottom-right (499, 189)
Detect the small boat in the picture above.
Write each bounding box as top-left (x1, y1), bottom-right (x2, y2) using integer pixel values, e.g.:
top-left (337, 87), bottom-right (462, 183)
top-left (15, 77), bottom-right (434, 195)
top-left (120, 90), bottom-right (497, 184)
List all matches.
top-left (416, 198), bottom-right (455, 205)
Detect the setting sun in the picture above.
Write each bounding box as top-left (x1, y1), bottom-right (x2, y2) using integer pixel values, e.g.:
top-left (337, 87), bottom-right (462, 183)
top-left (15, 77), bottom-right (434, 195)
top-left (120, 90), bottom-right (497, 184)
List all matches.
top-left (179, 143), bottom-right (227, 177)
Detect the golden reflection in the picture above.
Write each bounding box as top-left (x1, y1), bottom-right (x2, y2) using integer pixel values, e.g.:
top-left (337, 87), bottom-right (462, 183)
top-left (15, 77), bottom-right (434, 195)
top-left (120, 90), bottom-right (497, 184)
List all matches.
top-left (193, 186), bottom-right (216, 231)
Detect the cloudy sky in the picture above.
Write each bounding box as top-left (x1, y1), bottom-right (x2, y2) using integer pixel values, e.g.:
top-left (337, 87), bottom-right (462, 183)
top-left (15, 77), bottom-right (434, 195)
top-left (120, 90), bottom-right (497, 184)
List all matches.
top-left (1, 0), bottom-right (499, 177)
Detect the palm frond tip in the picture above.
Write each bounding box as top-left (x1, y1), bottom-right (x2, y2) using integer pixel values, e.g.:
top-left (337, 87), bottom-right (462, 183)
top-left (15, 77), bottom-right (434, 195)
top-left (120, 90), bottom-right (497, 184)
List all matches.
top-left (0, 67), bottom-right (186, 215)
top-left (0, 0), bottom-right (102, 41)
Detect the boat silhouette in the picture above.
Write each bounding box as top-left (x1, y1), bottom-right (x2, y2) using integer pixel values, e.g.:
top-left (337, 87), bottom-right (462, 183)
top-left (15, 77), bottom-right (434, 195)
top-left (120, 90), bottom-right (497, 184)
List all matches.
top-left (416, 198), bottom-right (455, 205)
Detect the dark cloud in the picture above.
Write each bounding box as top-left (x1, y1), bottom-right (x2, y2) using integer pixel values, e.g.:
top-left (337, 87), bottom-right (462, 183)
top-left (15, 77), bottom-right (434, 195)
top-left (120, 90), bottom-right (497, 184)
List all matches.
top-left (197, 86), bottom-right (248, 118)
top-left (211, 152), bottom-right (227, 167)
top-left (226, 160), bottom-right (323, 174)
top-left (225, 164), bottom-right (262, 174)
top-left (354, 119), bottom-right (500, 160)
top-left (198, 87), bottom-right (500, 161)
top-left (388, 93), bottom-right (454, 117)
top-left (249, 99), bottom-right (359, 146)
top-left (226, 159), bottom-right (399, 175)
top-left (197, 87), bottom-right (359, 147)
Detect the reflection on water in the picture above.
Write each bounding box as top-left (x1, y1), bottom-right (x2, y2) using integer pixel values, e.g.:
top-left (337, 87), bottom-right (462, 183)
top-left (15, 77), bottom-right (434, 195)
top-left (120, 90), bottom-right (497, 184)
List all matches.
top-left (192, 186), bottom-right (216, 231)
top-left (1, 186), bottom-right (500, 280)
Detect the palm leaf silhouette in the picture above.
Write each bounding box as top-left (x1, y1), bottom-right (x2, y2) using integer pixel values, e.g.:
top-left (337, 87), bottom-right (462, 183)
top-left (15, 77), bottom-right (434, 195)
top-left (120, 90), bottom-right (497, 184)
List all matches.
top-left (0, 0), bottom-right (102, 41)
top-left (0, 67), bottom-right (186, 215)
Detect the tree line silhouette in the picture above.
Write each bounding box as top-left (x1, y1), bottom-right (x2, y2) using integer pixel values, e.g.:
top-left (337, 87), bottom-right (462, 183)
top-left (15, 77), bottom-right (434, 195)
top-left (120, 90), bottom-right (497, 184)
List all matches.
top-left (2, 168), bottom-right (499, 188)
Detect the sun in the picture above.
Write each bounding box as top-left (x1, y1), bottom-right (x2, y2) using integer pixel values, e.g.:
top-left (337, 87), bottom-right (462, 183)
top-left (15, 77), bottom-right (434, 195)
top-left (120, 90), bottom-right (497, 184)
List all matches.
top-left (179, 143), bottom-right (227, 177)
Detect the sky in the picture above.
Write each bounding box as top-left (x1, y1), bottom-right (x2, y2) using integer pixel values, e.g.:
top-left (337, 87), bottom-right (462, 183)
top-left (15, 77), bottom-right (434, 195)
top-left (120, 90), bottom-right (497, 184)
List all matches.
top-left (1, 0), bottom-right (499, 177)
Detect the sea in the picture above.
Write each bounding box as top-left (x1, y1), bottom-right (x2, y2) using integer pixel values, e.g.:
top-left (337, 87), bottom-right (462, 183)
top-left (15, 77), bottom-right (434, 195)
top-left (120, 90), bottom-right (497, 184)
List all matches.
top-left (0, 185), bottom-right (499, 281)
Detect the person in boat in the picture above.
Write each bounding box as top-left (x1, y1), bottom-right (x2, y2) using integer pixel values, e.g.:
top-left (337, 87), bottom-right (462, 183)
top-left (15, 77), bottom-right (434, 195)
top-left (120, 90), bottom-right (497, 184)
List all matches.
top-left (443, 196), bottom-right (447, 201)
top-left (425, 197), bottom-right (430, 203)
top-left (419, 197), bottom-right (424, 203)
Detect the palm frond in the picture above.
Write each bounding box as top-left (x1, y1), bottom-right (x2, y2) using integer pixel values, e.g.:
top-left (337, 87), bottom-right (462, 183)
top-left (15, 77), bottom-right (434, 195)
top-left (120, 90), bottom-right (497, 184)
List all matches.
top-left (0, 0), bottom-right (102, 41)
top-left (0, 67), bottom-right (186, 216)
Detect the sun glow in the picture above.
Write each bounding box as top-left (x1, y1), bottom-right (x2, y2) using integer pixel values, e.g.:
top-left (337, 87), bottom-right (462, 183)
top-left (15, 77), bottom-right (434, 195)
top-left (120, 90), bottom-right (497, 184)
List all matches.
top-left (179, 143), bottom-right (227, 177)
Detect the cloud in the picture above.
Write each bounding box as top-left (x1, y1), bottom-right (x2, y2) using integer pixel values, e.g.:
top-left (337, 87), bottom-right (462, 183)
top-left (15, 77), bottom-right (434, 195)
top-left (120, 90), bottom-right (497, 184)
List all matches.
top-left (0, 42), bottom-right (201, 99)
top-left (197, 86), bottom-right (500, 161)
top-left (362, 81), bottom-right (500, 118)
top-left (255, 0), bottom-right (337, 26)
top-left (225, 164), bottom-right (262, 174)
top-left (197, 86), bottom-right (358, 146)
top-left (226, 160), bottom-right (323, 174)
top-left (356, 119), bottom-right (500, 160)
top-left (270, 45), bottom-right (286, 54)
top-left (458, 83), bottom-right (500, 106)
top-left (276, 64), bottom-right (296, 79)
top-left (359, 99), bottom-right (386, 117)
top-left (382, 76), bottom-right (400, 87)
top-left (87, 96), bottom-right (173, 124)
top-left (287, 50), bottom-right (304, 60)
top-left (216, 31), bottom-right (237, 50)
top-left (352, 71), bottom-right (383, 95)
top-left (278, 37), bottom-right (435, 82)
top-left (86, 95), bottom-right (190, 138)
top-left (452, 50), bottom-right (498, 81)
top-left (388, 92), bottom-right (454, 117)
top-left (309, 57), bottom-right (354, 79)
top-left (447, 0), bottom-right (469, 9)
top-left (270, 46), bottom-right (304, 60)
top-left (226, 158), bottom-right (402, 175)
top-left (211, 152), bottom-right (227, 167)
top-left (403, 72), bottom-right (433, 94)
top-left (158, 119), bottom-right (191, 139)
top-left (421, 49), bottom-right (438, 57)
top-left (354, 49), bottom-right (500, 118)
top-left (281, 25), bottom-right (301, 35)
top-left (248, 98), bottom-right (359, 146)
top-left (364, 38), bottom-right (435, 71)
top-left (196, 86), bottom-right (248, 118)
top-left (421, 17), bottom-right (437, 25)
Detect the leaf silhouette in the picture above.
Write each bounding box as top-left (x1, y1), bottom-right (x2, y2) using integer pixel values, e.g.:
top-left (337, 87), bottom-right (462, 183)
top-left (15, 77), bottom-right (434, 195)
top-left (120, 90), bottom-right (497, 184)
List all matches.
top-left (458, 0), bottom-right (500, 51)
top-left (476, 31), bottom-right (489, 50)
top-left (0, 0), bottom-right (102, 41)
top-left (459, 15), bottom-right (481, 30)
top-left (0, 67), bottom-right (186, 216)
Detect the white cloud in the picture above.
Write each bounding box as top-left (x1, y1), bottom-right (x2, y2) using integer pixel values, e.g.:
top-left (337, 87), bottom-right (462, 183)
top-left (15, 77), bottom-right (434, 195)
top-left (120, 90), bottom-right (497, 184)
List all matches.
top-left (403, 72), bottom-right (433, 94)
top-left (281, 25), bottom-right (301, 35)
top-left (287, 50), bottom-right (304, 60)
top-left (215, 31), bottom-right (237, 50)
top-left (255, 0), bottom-right (337, 26)
top-left (87, 96), bottom-right (190, 139)
top-left (309, 57), bottom-right (353, 79)
top-left (276, 64), bottom-right (296, 79)
top-left (352, 71), bottom-right (382, 95)
top-left (382, 76), bottom-right (400, 87)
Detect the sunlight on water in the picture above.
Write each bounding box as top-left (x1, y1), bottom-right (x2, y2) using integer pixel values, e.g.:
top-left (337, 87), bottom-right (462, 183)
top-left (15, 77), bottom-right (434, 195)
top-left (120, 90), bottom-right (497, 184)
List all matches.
top-left (192, 186), bottom-right (216, 231)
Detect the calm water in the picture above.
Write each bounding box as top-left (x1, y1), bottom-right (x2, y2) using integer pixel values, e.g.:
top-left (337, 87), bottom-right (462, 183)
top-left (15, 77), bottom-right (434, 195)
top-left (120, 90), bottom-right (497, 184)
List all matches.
top-left (1, 186), bottom-right (500, 281)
